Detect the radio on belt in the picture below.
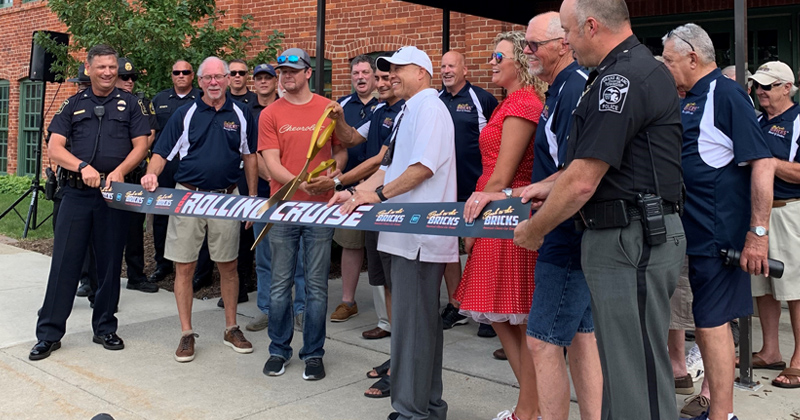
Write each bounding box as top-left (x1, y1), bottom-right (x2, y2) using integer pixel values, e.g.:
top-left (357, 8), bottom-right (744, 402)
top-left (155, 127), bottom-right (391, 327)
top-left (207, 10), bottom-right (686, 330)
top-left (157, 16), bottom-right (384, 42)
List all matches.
top-left (636, 192), bottom-right (666, 245)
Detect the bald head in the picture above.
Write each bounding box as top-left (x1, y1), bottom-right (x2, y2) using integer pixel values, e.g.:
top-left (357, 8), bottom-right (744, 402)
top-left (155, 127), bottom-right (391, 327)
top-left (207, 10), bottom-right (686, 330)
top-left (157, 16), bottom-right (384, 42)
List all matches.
top-left (530, 11), bottom-right (565, 39)
top-left (441, 51), bottom-right (468, 94)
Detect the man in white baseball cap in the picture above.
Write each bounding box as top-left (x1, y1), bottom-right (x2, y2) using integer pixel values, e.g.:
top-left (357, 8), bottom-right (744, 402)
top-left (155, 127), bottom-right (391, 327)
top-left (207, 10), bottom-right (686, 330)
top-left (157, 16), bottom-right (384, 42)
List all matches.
top-left (332, 45), bottom-right (457, 420)
top-left (750, 61), bottom-right (795, 87)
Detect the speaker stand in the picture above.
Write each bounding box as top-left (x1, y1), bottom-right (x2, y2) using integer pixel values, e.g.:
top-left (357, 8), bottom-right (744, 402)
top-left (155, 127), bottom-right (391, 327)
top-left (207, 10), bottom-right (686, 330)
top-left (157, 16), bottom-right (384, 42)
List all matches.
top-left (0, 82), bottom-right (52, 237)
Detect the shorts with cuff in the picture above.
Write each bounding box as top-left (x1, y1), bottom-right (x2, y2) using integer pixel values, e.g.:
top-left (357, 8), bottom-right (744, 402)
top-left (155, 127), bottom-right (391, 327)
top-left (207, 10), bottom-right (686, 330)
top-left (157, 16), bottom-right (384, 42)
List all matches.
top-left (751, 200), bottom-right (800, 301)
top-left (688, 255), bottom-right (752, 329)
top-left (669, 271), bottom-right (695, 330)
top-left (333, 228), bottom-right (365, 249)
top-left (527, 260), bottom-right (594, 347)
top-left (365, 231), bottom-right (392, 289)
top-left (164, 184), bottom-right (241, 263)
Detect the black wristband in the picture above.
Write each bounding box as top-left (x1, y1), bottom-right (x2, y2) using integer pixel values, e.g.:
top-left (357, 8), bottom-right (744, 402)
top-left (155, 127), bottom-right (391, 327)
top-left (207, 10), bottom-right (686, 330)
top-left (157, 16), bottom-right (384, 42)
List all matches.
top-left (375, 185), bottom-right (388, 202)
top-left (78, 161), bottom-right (88, 171)
top-left (346, 186), bottom-right (356, 195)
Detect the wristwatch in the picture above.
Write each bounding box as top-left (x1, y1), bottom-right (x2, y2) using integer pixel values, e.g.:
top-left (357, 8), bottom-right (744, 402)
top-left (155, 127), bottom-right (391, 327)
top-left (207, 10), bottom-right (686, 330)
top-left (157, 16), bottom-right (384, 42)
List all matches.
top-left (78, 161), bottom-right (88, 171)
top-left (375, 185), bottom-right (388, 202)
top-left (749, 226), bottom-right (768, 237)
top-left (333, 176), bottom-right (344, 191)
top-left (502, 188), bottom-right (513, 199)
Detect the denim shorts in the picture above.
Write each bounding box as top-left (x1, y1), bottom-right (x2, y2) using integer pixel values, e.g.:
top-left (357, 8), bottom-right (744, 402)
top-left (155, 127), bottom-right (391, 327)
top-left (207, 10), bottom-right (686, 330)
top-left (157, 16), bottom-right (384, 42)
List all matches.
top-left (527, 260), bottom-right (594, 347)
top-left (688, 256), bottom-right (752, 328)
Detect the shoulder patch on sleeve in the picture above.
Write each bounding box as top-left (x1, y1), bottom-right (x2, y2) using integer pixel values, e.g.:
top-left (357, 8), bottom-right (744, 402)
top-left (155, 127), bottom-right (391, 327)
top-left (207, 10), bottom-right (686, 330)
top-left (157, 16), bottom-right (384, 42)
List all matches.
top-left (598, 74), bottom-right (629, 114)
top-left (55, 99), bottom-right (69, 115)
top-left (138, 99), bottom-right (148, 115)
top-left (149, 102), bottom-right (155, 114)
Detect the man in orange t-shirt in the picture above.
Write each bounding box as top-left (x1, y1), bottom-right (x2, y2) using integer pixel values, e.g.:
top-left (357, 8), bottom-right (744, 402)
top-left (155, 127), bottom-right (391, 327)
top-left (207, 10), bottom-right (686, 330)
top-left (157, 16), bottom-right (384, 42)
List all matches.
top-left (259, 48), bottom-right (347, 381)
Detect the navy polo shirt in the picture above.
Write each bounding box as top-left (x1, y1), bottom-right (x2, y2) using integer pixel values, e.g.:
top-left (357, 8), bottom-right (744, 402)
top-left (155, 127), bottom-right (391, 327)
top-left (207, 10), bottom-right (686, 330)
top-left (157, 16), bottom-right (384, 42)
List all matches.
top-left (681, 68), bottom-right (773, 256)
top-left (153, 93), bottom-right (257, 190)
top-left (531, 61), bottom-right (588, 267)
top-left (48, 87), bottom-right (151, 173)
top-left (439, 81), bottom-right (498, 201)
top-left (355, 99), bottom-right (405, 157)
top-left (758, 103), bottom-right (800, 200)
top-left (338, 92), bottom-right (380, 173)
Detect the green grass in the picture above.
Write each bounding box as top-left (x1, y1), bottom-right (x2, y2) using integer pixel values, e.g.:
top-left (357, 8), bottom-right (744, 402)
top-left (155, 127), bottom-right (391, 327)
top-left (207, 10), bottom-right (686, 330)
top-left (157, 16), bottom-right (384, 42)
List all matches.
top-left (0, 193), bottom-right (55, 240)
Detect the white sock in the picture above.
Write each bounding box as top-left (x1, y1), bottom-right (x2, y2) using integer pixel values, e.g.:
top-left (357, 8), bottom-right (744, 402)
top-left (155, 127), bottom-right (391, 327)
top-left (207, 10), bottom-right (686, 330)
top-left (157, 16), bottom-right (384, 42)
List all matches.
top-left (728, 413), bottom-right (735, 420)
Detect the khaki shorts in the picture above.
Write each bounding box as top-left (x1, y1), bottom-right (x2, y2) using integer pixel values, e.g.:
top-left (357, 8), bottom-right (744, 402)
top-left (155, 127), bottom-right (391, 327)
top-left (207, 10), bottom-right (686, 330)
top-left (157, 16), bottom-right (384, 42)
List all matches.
top-left (752, 200), bottom-right (800, 301)
top-left (670, 259), bottom-right (694, 330)
top-left (333, 228), bottom-right (365, 249)
top-left (164, 185), bottom-right (241, 263)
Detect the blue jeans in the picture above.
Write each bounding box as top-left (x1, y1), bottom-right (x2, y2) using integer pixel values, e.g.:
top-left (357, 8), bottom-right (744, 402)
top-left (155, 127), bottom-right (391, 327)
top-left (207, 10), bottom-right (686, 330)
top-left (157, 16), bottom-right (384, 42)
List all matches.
top-left (268, 223), bottom-right (333, 361)
top-left (253, 222), bottom-right (306, 316)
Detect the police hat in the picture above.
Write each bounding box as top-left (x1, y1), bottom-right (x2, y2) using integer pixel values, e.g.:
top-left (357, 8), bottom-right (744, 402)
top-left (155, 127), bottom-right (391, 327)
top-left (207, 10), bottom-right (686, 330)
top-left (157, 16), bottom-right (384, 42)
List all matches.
top-left (253, 63), bottom-right (276, 77)
top-left (118, 57), bottom-right (137, 76)
top-left (66, 63), bottom-right (90, 83)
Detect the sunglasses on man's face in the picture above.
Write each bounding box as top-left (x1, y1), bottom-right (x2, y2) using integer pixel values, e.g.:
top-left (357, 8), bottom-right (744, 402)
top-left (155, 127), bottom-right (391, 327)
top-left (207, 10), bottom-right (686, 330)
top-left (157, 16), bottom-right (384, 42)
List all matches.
top-left (119, 74), bottom-right (137, 82)
top-left (524, 37), bottom-right (564, 53)
top-left (172, 70), bottom-right (192, 76)
top-left (277, 55), bottom-right (311, 67)
top-left (230, 70), bottom-right (248, 77)
top-left (754, 81), bottom-right (785, 91)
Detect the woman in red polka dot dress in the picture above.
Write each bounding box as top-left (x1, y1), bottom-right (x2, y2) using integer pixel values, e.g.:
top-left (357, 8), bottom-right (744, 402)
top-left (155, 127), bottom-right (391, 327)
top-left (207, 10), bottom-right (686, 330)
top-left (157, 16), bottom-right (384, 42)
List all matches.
top-left (454, 31), bottom-right (547, 420)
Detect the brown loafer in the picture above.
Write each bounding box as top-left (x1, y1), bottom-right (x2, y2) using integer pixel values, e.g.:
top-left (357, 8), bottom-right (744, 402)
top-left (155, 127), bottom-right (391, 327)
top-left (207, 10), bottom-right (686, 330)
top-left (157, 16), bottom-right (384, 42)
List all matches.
top-left (362, 327), bottom-right (391, 340)
top-left (493, 348), bottom-right (507, 360)
top-left (674, 374), bottom-right (694, 394)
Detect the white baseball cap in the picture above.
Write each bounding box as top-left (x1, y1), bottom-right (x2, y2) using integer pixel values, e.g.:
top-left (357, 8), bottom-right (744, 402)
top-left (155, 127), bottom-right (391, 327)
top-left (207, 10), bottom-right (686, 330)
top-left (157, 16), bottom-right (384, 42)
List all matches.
top-left (749, 61), bottom-right (795, 86)
top-left (376, 46), bottom-right (433, 77)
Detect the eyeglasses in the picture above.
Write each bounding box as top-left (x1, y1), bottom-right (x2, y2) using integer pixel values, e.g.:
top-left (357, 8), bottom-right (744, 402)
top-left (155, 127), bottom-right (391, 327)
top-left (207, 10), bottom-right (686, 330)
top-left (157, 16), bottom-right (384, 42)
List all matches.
top-left (277, 55), bottom-right (311, 68)
top-left (754, 81), bottom-right (785, 91)
top-left (668, 30), bottom-right (695, 52)
top-left (119, 74), bottom-right (137, 82)
top-left (491, 52), bottom-right (509, 64)
top-left (524, 37), bottom-right (564, 53)
top-left (230, 70), bottom-right (248, 77)
top-left (172, 70), bottom-right (192, 76)
top-left (200, 74), bottom-right (228, 82)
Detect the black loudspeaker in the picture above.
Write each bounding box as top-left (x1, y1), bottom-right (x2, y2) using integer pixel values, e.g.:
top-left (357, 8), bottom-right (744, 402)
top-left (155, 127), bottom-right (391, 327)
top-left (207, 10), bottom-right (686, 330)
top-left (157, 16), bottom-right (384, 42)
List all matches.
top-left (29, 31), bottom-right (69, 83)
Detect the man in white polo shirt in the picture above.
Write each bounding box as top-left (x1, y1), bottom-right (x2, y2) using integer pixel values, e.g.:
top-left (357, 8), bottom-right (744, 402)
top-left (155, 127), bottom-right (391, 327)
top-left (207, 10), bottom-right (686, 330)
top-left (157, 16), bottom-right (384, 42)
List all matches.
top-left (330, 46), bottom-right (457, 420)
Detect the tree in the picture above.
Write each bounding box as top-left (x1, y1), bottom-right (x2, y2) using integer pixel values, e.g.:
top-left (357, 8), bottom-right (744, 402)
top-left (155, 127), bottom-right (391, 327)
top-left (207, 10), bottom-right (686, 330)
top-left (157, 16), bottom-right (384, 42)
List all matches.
top-left (37, 0), bottom-right (284, 97)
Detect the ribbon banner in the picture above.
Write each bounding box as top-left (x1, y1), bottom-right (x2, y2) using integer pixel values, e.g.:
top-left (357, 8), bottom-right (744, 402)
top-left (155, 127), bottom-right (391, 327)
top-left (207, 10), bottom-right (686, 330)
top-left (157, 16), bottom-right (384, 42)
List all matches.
top-left (103, 183), bottom-right (530, 239)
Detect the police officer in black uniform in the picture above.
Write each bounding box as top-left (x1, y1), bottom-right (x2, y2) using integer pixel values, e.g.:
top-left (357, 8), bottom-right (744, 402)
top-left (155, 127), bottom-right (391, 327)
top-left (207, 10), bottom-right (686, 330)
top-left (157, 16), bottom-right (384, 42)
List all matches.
top-left (149, 60), bottom-right (201, 283)
top-left (116, 57), bottom-right (159, 293)
top-left (30, 45), bottom-right (151, 360)
top-left (513, 1), bottom-right (686, 419)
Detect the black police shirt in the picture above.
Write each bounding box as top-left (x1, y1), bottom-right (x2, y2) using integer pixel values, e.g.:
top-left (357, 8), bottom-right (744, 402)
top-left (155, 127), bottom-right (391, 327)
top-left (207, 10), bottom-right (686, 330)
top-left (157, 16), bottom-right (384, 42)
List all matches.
top-left (151, 87), bottom-right (201, 145)
top-left (565, 35), bottom-right (683, 204)
top-left (135, 91), bottom-right (158, 132)
top-left (231, 89), bottom-right (258, 107)
top-left (49, 87), bottom-right (151, 174)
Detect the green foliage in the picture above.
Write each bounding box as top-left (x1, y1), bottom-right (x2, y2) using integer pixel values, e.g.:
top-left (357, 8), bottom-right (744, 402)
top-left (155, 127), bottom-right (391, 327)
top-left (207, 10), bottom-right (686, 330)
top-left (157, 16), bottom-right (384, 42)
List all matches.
top-left (39, 0), bottom-right (285, 97)
top-left (0, 193), bottom-right (54, 240)
top-left (0, 175), bottom-right (44, 195)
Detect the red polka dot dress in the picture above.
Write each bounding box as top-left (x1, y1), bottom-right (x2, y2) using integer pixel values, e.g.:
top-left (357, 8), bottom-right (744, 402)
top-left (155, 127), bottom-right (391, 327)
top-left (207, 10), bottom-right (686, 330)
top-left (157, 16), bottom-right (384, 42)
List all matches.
top-left (454, 87), bottom-right (543, 325)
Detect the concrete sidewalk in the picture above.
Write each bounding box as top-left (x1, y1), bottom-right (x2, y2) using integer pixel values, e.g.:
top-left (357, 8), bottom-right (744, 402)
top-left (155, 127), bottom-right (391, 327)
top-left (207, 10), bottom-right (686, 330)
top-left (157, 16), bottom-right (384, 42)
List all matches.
top-left (1, 242), bottom-right (799, 419)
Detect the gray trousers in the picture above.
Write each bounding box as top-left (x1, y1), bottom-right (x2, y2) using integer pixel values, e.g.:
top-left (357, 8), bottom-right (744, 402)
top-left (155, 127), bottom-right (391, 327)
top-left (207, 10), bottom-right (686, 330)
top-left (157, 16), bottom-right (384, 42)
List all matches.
top-left (581, 213), bottom-right (685, 420)
top-left (390, 254), bottom-right (447, 420)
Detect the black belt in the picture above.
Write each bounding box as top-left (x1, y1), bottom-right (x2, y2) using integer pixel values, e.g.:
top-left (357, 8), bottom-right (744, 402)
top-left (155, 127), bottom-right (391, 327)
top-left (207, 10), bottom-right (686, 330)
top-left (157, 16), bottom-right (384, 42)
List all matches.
top-left (579, 199), bottom-right (678, 230)
top-left (59, 169), bottom-right (108, 190)
top-left (180, 182), bottom-right (236, 194)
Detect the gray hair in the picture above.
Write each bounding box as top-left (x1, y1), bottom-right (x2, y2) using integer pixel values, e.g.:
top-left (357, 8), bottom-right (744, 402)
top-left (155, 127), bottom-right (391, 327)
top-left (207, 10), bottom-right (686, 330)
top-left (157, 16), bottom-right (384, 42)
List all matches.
top-left (530, 11), bottom-right (565, 39)
top-left (574, 0), bottom-right (629, 33)
top-left (662, 23), bottom-right (715, 65)
top-left (197, 56), bottom-right (229, 77)
top-left (721, 65), bottom-right (753, 89)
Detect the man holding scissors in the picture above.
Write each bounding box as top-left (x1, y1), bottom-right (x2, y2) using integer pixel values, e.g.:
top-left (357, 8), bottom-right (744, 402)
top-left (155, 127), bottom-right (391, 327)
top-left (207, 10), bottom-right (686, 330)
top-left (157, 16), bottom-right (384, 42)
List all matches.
top-left (259, 48), bottom-right (348, 381)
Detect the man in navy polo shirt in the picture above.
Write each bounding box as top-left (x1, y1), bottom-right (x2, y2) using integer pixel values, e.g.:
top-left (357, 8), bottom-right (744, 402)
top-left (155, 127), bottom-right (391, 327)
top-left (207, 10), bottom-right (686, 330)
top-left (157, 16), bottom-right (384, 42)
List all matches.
top-left (438, 50), bottom-right (498, 332)
top-left (663, 24), bottom-right (775, 420)
top-left (748, 61), bottom-right (800, 391)
top-left (330, 54), bottom-right (381, 323)
top-left (142, 56), bottom-right (259, 363)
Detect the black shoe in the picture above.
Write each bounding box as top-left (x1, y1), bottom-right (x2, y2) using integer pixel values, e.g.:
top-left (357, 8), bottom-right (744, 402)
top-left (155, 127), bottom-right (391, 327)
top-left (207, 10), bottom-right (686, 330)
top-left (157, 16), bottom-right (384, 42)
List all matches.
top-left (478, 323), bottom-right (497, 338)
top-left (264, 355), bottom-right (289, 376)
top-left (29, 340), bottom-right (61, 360)
top-left (92, 333), bottom-right (125, 350)
top-left (76, 281), bottom-right (92, 297)
top-left (441, 303), bottom-right (468, 330)
top-left (126, 278), bottom-right (159, 293)
top-left (148, 267), bottom-right (173, 283)
top-left (192, 273), bottom-right (213, 292)
top-left (685, 330), bottom-right (696, 342)
top-left (387, 413), bottom-right (400, 420)
top-left (217, 293), bottom-right (249, 308)
top-left (303, 357), bottom-right (326, 380)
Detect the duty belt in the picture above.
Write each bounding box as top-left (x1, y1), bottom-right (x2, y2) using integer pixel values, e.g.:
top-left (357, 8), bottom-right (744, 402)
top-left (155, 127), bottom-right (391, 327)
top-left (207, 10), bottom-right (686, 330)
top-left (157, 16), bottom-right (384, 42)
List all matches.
top-left (180, 182), bottom-right (236, 194)
top-left (579, 199), bottom-right (678, 230)
top-left (59, 169), bottom-right (107, 190)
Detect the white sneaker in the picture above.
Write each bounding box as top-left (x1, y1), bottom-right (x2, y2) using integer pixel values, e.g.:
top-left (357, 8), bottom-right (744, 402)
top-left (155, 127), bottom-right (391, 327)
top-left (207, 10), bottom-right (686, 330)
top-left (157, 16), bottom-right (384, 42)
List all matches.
top-left (686, 343), bottom-right (704, 381)
top-left (492, 408), bottom-right (518, 420)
